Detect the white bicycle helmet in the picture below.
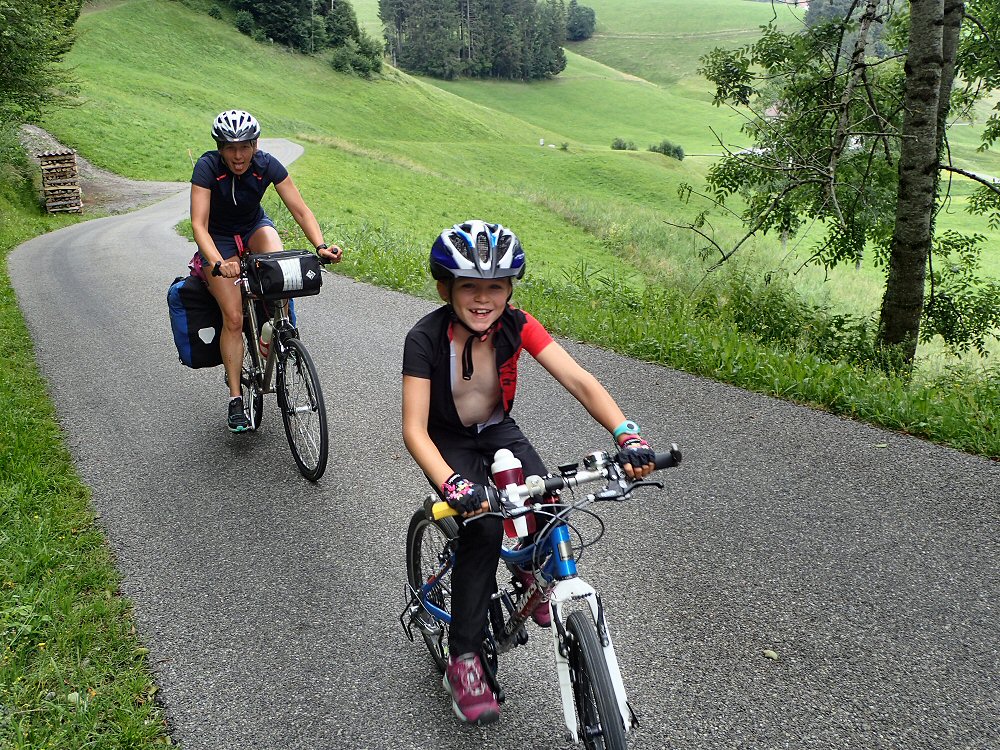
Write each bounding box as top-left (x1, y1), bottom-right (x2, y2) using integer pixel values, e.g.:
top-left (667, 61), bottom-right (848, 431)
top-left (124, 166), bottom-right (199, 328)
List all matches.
top-left (211, 109), bottom-right (261, 144)
top-left (430, 220), bottom-right (526, 281)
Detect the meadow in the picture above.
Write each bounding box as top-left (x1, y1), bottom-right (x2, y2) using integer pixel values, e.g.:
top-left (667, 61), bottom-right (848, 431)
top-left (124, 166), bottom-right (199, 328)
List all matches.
top-left (1, 3), bottom-right (997, 743)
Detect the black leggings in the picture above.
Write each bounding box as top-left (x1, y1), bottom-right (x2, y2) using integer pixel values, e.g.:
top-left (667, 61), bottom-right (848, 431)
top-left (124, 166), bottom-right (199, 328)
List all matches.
top-left (430, 418), bottom-right (548, 657)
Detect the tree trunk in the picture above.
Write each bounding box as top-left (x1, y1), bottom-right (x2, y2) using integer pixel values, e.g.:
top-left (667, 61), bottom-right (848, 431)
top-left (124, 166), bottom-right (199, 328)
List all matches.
top-left (877, 0), bottom-right (946, 363)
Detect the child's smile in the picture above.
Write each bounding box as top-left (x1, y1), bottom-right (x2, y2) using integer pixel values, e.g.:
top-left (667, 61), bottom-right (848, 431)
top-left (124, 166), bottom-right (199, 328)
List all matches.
top-left (449, 278), bottom-right (512, 333)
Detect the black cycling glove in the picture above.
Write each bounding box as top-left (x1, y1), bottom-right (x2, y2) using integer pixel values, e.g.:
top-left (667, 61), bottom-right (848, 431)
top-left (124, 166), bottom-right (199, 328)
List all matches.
top-left (442, 473), bottom-right (493, 514)
top-left (619, 436), bottom-right (655, 471)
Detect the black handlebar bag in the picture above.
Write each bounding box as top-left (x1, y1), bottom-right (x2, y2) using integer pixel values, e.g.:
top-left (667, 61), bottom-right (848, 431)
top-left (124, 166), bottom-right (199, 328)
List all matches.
top-left (246, 250), bottom-right (323, 300)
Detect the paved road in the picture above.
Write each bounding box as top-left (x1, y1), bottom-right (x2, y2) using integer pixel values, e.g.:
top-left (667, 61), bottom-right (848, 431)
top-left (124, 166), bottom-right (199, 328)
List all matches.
top-left (9, 140), bottom-right (999, 750)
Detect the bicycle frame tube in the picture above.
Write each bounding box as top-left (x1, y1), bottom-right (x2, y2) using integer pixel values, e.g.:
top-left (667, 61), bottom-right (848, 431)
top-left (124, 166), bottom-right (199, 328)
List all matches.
top-left (500, 523), bottom-right (578, 580)
top-left (417, 562), bottom-right (453, 626)
top-left (243, 297), bottom-right (292, 394)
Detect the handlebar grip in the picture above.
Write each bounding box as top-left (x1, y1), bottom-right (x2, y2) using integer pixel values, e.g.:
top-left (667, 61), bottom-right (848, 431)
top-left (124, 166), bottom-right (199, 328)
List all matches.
top-left (211, 260), bottom-right (222, 277)
top-left (654, 443), bottom-right (682, 469)
top-left (430, 501), bottom-right (459, 520)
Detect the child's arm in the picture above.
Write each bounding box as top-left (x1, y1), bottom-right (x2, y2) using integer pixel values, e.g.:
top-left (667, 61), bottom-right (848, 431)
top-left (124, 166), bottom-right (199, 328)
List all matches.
top-left (402, 375), bottom-right (454, 489)
top-left (402, 375), bottom-right (492, 515)
top-left (534, 341), bottom-right (655, 478)
top-left (534, 341), bottom-right (629, 432)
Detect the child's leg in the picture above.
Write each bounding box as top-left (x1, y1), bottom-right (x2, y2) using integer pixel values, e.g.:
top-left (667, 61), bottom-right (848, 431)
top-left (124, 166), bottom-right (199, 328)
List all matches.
top-left (430, 429), bottom-right (504, 657)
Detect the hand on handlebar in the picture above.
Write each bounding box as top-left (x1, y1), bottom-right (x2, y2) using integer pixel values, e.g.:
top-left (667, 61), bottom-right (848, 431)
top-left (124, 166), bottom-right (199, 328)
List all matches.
top-left (618, 436), bottom-right (656, 479)
top-left (317, 244), bottom-right (343, 264)
top-left (441, 473), bottom-right (494, 517)
top-left (210, 259), bottom-right (241, 278)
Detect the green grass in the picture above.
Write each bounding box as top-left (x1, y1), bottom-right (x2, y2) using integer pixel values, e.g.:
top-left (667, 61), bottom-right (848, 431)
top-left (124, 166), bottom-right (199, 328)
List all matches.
top-left (0, 175), bottom-right (169, 747)
top-left (567, 0), bottom-right (805, 86)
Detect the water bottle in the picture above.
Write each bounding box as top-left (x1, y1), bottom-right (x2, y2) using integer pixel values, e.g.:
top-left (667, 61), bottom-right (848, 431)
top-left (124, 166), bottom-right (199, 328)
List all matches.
top-left (259, 321), bottom-right (273, 358)
top-left (491, 449), bottom-right (536, 538)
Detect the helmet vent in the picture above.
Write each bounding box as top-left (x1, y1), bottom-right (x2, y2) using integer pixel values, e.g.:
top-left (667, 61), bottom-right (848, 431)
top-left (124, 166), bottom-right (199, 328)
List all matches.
top-left (475, 232), bottom-right (490, 264)
top-left (496, 234), bottom-right (511, 255)
top-left (450, 232), bottom-right (474, 262)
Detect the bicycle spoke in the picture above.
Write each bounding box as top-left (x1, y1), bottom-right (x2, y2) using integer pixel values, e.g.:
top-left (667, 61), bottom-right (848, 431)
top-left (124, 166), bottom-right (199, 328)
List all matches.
top-left (278, 338), bottom-right (328, 481)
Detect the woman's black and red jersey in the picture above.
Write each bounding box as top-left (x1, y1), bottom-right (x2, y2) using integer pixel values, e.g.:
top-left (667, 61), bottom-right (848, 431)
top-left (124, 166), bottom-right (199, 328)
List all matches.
top-left (403, 304), bottom-right (553, 433)
top-left (190, 150), bottom-right (288, 236)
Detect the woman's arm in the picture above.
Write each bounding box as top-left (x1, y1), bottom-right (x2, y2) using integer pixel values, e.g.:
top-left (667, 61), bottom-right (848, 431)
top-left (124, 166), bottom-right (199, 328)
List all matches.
top-left (402, 375), bottom-right (454, 489)
top-left (191, 185), bottom-right (220, 262)
top-left (273, 176), bottom-right (341, 262)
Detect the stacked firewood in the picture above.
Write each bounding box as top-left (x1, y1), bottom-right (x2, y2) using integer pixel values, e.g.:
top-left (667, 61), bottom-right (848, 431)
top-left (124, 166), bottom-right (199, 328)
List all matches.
top-left (37, 149), bottom-right (82, 213)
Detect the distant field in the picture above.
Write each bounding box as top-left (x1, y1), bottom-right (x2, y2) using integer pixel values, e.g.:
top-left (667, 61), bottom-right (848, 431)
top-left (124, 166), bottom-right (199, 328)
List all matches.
top-left (568, 0), bottom-right (804, 86)
top-left (351, 0), bottom-right (381, 34)
top-left (45, 0), bottom-right (1000, 349)
top-left (428, 50), bottom-right (744, 155)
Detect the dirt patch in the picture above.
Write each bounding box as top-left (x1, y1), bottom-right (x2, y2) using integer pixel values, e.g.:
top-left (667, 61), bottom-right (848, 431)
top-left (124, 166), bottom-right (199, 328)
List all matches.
top-left (18, 125), bottom-right (187, 215)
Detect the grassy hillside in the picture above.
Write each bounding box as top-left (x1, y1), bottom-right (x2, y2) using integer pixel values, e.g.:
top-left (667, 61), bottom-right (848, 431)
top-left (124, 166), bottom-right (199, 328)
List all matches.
top-left (567, 0), bottom-right (804, 86)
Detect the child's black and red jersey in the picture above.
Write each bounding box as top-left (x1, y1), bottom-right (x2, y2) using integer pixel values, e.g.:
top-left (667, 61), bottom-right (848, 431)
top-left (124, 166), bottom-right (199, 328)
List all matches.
top-left (402, 304), bottom-right (553, 432)
top-left (190, 150), bottom-right (288, 236)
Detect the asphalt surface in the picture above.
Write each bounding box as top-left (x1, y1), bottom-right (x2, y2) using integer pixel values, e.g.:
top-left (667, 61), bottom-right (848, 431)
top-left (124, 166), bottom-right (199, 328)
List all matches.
top-left (9, 139), bottom-right (999, 750)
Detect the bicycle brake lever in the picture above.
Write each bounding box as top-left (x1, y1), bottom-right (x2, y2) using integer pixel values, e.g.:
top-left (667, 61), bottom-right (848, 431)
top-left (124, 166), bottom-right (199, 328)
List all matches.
top-left (626, 479), bottom-right (664, 493)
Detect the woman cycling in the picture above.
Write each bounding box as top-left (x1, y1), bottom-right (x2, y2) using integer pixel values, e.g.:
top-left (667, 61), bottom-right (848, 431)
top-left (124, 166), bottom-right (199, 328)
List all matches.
top-left (191, 109), bottom-right (342, 432)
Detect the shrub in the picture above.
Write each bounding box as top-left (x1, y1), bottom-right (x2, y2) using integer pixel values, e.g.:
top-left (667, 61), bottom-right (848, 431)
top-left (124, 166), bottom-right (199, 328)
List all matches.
top-left (649, 139), bottom-right (685, 160)
top-left (330, 32), bottom-right (382, 77)
top-left (208, 5), bottom-right (223, 19)
top-left (234, 9), bottom-right (254, 35)
top-left (611, 138), bottom-right (636, 151)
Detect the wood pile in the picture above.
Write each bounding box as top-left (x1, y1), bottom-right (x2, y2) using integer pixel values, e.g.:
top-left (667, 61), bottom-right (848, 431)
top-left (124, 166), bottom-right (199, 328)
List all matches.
top-left (37, 149), bottom-right (82, 213)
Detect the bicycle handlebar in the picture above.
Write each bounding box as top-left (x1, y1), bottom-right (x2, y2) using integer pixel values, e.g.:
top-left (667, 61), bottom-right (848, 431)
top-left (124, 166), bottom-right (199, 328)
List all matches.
top-left (429, 444), bottom-right (681, 521)
top-left (209, 248), bottom-right (334, 278)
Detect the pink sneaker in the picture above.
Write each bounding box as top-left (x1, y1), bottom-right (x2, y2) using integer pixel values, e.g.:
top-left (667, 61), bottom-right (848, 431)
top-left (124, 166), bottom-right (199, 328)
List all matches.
top-left (443, 653), bottom-right (500, 725)
top-left (513, 567), bottom-right (551, 627)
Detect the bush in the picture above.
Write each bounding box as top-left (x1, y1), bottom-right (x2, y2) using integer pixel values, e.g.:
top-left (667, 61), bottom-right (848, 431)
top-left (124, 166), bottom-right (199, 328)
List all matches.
top-left (611, 138), bottom-right (636, 151)
top-left (234, 9), bottom-right (254, 35)
top-left (330, 32), bottom-right (382, 77)
top-left (208, 5), bottom-right (223, 19)
top-left (648, 139), bottom-right (685, 160)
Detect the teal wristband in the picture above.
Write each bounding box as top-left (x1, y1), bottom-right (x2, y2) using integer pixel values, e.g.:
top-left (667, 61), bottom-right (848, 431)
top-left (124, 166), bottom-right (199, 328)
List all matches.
top-left (612, 420), bottom-right (640, 440)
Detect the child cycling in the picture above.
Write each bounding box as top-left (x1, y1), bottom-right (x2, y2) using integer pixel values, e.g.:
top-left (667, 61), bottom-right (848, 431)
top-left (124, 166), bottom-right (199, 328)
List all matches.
top-left (401, 220), bottom-right (657, 726)
top-left (191, 109), bottom-right (342, 432)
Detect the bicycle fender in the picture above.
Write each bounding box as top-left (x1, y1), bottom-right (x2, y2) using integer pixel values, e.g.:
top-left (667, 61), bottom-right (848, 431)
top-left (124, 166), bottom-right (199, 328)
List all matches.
top-left (548, 579), bottom-right (635, 739)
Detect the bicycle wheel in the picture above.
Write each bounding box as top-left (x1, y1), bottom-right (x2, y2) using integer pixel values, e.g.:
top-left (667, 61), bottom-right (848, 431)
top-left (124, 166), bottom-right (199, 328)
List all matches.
top-left (276, 337), bottom-right (328, 481)
top-left (406, 509), bottom-right (460, 673)
top-left (566, 610), bottom-right (628, 750)
top-left (240, 325), bottom-right (264, 431)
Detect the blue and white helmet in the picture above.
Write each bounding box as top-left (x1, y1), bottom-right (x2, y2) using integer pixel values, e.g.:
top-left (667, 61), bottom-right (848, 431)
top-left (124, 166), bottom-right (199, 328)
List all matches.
top-left (430, 220), bottom-right (526, 281)
top-left (211, 109), bottom-right (261, 144)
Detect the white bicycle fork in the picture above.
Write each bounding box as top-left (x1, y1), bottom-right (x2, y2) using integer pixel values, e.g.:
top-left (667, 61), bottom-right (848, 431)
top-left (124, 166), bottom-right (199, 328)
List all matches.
top-left (548, 577), bottom-right (635, 743)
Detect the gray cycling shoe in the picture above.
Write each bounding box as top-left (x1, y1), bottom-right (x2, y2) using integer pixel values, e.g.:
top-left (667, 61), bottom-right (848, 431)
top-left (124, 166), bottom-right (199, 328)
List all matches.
top-left (227, 397), bottom-right (250, 432)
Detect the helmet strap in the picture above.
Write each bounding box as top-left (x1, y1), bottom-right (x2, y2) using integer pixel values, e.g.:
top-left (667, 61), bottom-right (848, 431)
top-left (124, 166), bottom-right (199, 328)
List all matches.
top-left (449, 307), bottom-right (497, 381)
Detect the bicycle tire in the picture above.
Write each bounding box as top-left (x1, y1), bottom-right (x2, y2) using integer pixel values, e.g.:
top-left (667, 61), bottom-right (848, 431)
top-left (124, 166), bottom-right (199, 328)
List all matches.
top-left (405, 509), bottom-right (460, 673)
top-left (276, 337), bottom-right (328, 481)
top-left (240, 323), bottom-right (264, 431)
top-left (566, 610), bottom-right (628, 750)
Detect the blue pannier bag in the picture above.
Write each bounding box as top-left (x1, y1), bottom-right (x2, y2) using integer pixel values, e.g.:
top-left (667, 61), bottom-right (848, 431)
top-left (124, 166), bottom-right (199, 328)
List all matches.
top-left (168, 274), bottom-right (222, 368)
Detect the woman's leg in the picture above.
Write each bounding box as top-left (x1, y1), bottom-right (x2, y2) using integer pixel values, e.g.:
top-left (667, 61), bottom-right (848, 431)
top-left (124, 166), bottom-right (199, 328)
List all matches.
top-left (204, 267), bottom-right (245, 397)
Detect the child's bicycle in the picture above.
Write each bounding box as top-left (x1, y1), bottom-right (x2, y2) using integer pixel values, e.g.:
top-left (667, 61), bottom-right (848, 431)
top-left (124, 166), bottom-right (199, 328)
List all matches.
top-left (400, 443), bottom-right (682, 749)
top-left (212, 249), bottom-right (329, 481)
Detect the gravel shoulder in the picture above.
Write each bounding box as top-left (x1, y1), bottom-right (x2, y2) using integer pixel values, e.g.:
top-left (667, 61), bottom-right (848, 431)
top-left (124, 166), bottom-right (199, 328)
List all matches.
top-left (18, 125), bottom-right (187, 215)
